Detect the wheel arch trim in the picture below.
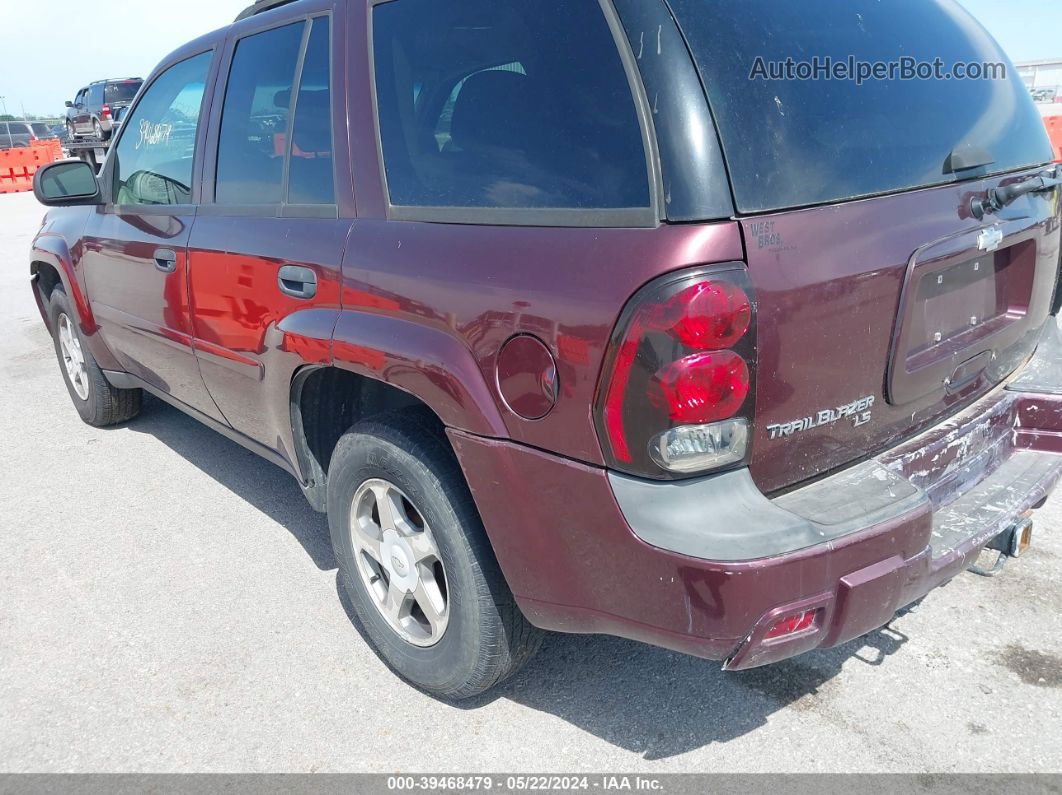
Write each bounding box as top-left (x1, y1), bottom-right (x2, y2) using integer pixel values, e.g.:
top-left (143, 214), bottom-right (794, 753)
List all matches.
top-left (330, 309), bottom-right (508, 438)
top-left (31, 235), bottom-right (96, 333)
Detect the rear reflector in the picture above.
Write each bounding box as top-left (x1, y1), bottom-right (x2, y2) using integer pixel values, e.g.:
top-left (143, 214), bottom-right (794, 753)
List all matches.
top-left (765, 609), bottom-right (818, 640)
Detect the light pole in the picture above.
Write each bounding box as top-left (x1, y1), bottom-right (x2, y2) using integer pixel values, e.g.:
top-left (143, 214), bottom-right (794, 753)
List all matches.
top-left (0, 96), bottom-right (7, 118)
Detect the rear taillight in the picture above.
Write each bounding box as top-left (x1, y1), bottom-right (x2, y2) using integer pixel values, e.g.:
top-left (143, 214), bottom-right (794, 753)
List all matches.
top-left (101, 105), bottom-right (112, 119)
top-left (596, 264), bottom-right (756, 479)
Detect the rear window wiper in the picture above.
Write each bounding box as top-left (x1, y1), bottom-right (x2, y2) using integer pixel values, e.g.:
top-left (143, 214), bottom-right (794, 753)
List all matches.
top-left (971, 168), bottom-right (1062, 219)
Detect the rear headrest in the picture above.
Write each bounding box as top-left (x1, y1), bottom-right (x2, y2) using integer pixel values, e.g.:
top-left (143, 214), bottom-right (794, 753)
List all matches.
top-left (450, 70), bottom-right (536, 153)
top-left (291, 89), bottom-right (332, 154)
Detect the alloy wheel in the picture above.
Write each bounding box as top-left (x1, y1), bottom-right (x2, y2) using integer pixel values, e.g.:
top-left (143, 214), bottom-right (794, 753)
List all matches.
top-left (58, 313), bottom-right (89, 401)
top-left (349, 478), bottom-right (449, 646)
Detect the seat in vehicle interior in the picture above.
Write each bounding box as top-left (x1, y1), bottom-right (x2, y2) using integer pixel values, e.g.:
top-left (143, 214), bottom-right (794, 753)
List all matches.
top-left (450, 70), bottom-right (539, 158)
top-left (288, 88), bottom-right (334, 204)
top-left (291, 89), bottom-right (331, 156)
top-left (443, 69), bottom-right (562, 205)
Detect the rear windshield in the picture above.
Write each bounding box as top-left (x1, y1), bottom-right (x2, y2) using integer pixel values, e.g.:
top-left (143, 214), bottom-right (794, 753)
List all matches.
top-left (31, 123), bottom-right (51, 136)
top-left (105, 81), bottom-right (142, 103)
top-left (668, 0), bottom-right (1055, 213)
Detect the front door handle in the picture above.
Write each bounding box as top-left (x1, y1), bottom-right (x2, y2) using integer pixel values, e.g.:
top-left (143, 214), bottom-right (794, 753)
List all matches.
top-left (278, 265), bottom-right (317, 299)
top-left (153, 248), bottom-right (177, 272)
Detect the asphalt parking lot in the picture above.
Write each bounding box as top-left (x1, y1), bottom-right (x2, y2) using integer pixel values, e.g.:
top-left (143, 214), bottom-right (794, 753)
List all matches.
top-left (0, 189), bottom-right (1061, 773)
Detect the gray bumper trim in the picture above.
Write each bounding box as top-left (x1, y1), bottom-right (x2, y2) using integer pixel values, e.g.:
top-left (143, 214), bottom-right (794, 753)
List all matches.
top-left (932, 450), bottom-right (1062, 557)
top-left (1006, 320), bottom-right (1062, 395)
top-left (609, 460), bottom-right (926, 562)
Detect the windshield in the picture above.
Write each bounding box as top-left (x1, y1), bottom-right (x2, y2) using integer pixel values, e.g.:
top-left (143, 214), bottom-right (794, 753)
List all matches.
top-left (31, 123), bottom-right (51, 136)
top-left (105, 81), bottom-right (142, 103)
top-left (667, 0), bottom-right (1055, 213)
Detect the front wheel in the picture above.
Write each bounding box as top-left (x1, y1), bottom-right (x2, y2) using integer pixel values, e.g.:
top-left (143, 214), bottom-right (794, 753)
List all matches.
top-left (327, 411), bottom-right (542, 699)
top-left (47, 286), bottom-right (141, 426)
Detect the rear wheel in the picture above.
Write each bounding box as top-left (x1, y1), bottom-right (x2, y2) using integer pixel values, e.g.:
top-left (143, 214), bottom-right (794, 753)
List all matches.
top-left (47, 286), bottom-right (141, 426)
top-left (92, 119), bottom-right (105, 140)
top-left (327, 410), bottom-right (542, 699)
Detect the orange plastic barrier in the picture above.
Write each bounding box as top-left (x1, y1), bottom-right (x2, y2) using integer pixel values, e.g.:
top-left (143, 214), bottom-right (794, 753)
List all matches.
top-left (33, 138), bottom-right (63, 162)
top-left (0, 142), bottom-right (62, 194)
top-left (1045, 115), bottom-right (1062, 161)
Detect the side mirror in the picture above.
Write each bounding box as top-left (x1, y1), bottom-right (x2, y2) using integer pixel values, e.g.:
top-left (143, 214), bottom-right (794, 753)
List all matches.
top-left (65, 100), bottom-right (73, 108)
top-left (33, 160), bottom-right (102, 206)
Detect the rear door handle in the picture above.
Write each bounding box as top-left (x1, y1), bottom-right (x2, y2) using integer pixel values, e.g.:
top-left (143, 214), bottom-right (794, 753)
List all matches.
top-left (153, 248), bottom-right (177, 272)
top-left (278, 265), bottom-right (317, 299)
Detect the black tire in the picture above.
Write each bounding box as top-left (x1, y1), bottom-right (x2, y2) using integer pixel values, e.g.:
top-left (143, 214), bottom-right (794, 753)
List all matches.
top-left (327, 410), bottom-right (542, 699)
top-left (47, 285), bottom-right (141, 427)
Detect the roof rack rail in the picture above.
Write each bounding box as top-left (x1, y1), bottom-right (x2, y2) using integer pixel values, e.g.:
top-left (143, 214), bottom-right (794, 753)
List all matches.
top-left (234, 0), bottom-right (301, 22)
top-left (89, 77), bottom-right (143, 84)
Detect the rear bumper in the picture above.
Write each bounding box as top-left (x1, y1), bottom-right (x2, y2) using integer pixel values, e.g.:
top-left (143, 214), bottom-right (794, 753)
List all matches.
top-left (449, 323), bottom-right (1062, 669)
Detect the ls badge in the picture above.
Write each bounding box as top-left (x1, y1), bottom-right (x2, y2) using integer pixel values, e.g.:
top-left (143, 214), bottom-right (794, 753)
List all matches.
top-left (767, 395), bottom-right (875, 440)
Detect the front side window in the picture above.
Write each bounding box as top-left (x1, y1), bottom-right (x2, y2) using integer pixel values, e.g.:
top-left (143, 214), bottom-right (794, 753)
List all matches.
top-left (214, 22), bottom-right (304, 205)
top-left (112, 51), bottom-right (213, 206)
top-left (372, 0), bottom-right (650, 212)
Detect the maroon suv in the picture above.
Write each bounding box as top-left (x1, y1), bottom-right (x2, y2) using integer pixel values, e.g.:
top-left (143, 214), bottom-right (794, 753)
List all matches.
top-left (29, 0), bottom-right (1062, 698)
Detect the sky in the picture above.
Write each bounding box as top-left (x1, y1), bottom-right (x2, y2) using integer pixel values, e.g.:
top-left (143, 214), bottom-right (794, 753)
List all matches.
top-left (0, 0), bottom-right (1060, 118)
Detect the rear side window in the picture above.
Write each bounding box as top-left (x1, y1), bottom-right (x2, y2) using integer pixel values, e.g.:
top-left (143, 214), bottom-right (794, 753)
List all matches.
top-left (112, 52), bottom-right (213, 205)
top-left (88, 84), bottom-right (104, 106)
top-left (372, 0), bottom-right (650, 214)
top-left (215, 23), bottom-right (304, 205)
top-left (668, 0), bottom-right (1056, 213)
top-left (286, 18), bottom-right (335, 205)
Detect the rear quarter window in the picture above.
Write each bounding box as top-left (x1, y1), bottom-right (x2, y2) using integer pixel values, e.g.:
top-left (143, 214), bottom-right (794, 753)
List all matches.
top-left (371, 0), bottom-right (652, 218)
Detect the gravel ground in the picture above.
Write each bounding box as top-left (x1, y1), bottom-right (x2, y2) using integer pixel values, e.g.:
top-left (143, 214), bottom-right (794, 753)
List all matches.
top-left (1, 189), bottom-right (1060, 773)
